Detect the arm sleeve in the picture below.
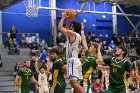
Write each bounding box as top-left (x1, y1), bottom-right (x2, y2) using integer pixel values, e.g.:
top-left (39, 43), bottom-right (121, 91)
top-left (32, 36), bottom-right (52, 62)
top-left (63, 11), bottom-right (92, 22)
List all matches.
top-left (125, 61), bottom-right (132, 72)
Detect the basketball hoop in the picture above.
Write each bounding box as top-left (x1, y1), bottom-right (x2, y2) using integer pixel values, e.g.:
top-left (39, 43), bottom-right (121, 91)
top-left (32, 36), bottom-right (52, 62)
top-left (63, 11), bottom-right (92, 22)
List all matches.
top-left (24, 0), bottom-right (41, 17)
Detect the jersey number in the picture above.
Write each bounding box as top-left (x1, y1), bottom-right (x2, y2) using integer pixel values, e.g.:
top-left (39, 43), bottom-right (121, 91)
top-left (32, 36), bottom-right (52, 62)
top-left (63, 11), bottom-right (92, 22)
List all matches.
top-left (113, 68), bottom-right (117, 73)
top-left (27, 76), bottom-right (29, 80)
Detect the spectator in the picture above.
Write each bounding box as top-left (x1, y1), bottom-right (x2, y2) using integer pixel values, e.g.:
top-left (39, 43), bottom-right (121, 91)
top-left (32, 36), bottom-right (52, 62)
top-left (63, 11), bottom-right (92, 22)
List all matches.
top-left (30, 43), bottom-right (39, 56)
top-left (26, 34), bottom-right (32, 48)
top-left (56, 32), bottom-right (66, 53)
top-left (4, 33), bottom-right (11, 48)
top-left (87, 28), bottom-right (95, 42)
top-left (39, 49), bottom-right (50, 63)
top-left (93, 37), bottom-right (100, 43)
top-left (14, 61), bottom-right (21, 73)
top-left (20, 34), bottom-right (27, 48)
top-left (8, 38), bottom-right (20, 55)
top-left (13, 61), bottom-right (21, 76)
top-left (10, 25), bottom-right (18, 40)
top-left (56, 32), bottom-right (66, 46)
top-left (102, 41), bottom-right (109, 55)
top-left (13, 38), bottom-right (20, 54)
top-left (40, 39), bottom-right (48, 52)
top-left (93, 79), bottom-right (103, 93)
top-left (34, 33), bottom-right (41, 46)
top-left (108, 40), bottom-right (117, 55)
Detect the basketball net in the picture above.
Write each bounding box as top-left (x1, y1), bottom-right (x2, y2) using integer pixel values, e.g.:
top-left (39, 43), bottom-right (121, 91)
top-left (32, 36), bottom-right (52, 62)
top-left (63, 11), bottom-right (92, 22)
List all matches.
top-left (24, 0), bottom-right (41, 17)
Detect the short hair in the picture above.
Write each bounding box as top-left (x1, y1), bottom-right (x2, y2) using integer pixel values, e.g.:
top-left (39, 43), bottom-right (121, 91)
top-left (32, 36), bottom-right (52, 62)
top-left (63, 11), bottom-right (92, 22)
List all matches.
top-left (117, 46), bottom-right (128, 58)
top-left (71, 22), bottom-right (81, 33)
top-left (49, 48), bottom-right (60, 55)
top-left (24, 60), bottom-right (30, 63)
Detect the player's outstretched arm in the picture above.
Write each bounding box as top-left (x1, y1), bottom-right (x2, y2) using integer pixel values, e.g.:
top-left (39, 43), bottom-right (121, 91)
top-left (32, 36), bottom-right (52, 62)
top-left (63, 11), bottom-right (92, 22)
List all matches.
top-left (31, 76), bottom-right (40, 87)
top-left (97, 44), bottom-right (104, 64)
top-left (81, 22), bottom-right (88, 52)
top-left (34, 58), bottom-right (40, 75)
top-left (46, 57), bottom-right (51, 75)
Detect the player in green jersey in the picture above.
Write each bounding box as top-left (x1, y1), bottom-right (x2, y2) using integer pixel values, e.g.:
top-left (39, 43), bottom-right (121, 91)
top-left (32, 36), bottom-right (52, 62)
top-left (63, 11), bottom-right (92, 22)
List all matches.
top-left (14, 60), bottom-right (40, 93)
top-left (104, 46), bottom-right (134, 93)
top-left (81, 22), bottom-right (106, 93)
top-left (49, 48), bottom-right (67, 93)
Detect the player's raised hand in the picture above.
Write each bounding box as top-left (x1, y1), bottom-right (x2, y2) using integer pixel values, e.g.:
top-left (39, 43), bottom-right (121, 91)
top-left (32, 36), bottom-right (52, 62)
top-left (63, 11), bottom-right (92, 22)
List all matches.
top-left (46, 57), bottom-right (50, 62)
top-left (81, 22), bottom-right (85, 30)
top-left (62, 11), bottom-right (68, 19)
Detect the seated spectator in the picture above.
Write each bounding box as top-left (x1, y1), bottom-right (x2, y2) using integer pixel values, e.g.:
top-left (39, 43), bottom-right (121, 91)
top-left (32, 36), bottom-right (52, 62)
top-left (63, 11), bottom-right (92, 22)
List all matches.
top-left (4, 33), bottom-right (11, 48)
top-left (108, 40), bottom-right (117, 55)
top-left (13, 61), bottom-right (21, 76)
top-left (30, 43), bottom-right (39, 56)
top-left (93, 79), bottom-right (103, 93)
top-left (40, 39), bottom-right (48, 52)
top-left (20, 34), bottom-right (27, 48)
top-left (56, 32), bottom-right (66, 53)
top-left (34, 33), bottom-right (41, 46)
top-left (26, 34), bottom-right (32, 48)
top-left (13, 38), bottom-right (20, 54)
top-left (93, 37), bottom-right (100, 43)
top-left (10, 25), bottom-right (18, 40)
top-left (102, 41), bottom-right (109, 55)
top-left (39, 49), bottom-right (50, 63)
top-left (8, 38), bottom-right (20, 55)
top-left (87, 29), bottom-right (95, 42)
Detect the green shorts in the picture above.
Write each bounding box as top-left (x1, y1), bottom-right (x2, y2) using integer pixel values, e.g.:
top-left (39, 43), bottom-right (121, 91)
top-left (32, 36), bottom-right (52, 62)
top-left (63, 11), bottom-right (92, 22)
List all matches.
top-left (108, 85), bottom-right (126, 93)
top-left (54, 83), bottom-right (66, 93)
top-left (21, 86), bottom-right (30, 93)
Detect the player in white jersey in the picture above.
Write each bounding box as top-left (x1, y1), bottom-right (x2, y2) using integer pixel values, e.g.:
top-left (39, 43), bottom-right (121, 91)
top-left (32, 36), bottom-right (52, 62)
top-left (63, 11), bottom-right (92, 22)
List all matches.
top-left (58, 11), bottom-right (85, 93)
top-left (35, 58), bottom-right (51, 93)
top-left (38, 68), bottom-right (49, 93)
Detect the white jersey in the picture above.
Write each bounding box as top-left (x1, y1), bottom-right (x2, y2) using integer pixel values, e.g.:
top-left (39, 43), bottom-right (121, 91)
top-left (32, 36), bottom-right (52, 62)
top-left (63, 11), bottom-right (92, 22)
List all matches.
top-left (38, 73), bottom-right (48, 85)
top-left (66, 32), bottom-right (83, 80)
top-left (38, 73), bottom-right (49, 93)
top-left (67, 32), bottom-right (81, 59)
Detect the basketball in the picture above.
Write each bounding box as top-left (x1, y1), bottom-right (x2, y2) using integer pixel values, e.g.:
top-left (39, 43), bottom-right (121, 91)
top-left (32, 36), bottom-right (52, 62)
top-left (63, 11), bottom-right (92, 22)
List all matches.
top-left (65, 9), bottom-right (76, 20)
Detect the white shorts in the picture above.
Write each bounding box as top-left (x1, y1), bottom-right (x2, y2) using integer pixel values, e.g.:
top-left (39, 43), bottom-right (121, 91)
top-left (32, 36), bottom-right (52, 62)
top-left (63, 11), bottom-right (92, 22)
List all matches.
top-left (39, 84), bottom-right (49, 93)
top-left (67, 58), bottom-right (83, 80)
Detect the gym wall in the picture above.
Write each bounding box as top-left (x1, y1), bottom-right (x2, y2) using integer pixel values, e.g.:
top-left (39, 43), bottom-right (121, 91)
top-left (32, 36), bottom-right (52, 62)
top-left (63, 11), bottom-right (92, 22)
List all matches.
top-left (2, 0), bottom-right (140, 45)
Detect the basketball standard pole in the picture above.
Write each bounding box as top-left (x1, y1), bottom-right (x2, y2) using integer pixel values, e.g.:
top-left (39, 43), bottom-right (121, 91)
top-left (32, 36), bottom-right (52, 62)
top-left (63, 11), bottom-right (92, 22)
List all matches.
top-left (50, 0), bottom-right (57, 47)
top-left (0, 11), bottom-right (2, 45)
top-left (39, 7), bottom-right (140, 17)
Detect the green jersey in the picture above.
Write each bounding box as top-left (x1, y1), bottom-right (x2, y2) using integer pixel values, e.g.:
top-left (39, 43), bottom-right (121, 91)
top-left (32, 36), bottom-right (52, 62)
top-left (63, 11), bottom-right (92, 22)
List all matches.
top-left (52, 58), bottom-right (66, 88)
top-left (82, 50), bottom-right (97, 85)
top-left (18, 68), bottom-right (33, 87)
top-left (105, 57), bottom-right (132, 86)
